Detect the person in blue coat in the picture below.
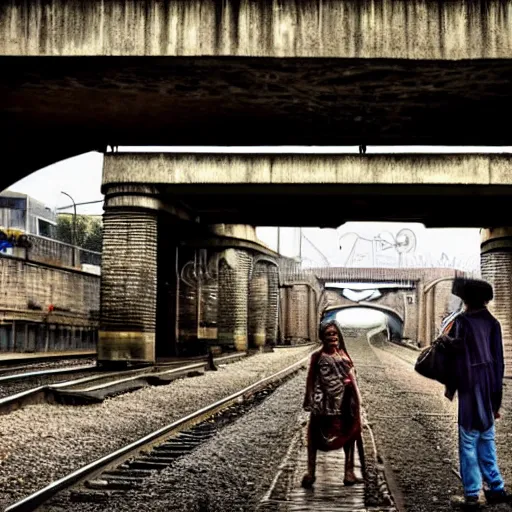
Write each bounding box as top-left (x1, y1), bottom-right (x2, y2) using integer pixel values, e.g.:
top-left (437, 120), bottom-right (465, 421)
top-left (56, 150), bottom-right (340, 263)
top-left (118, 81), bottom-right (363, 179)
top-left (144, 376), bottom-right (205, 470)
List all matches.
top-left (447, 278), bottom-right (511, 509)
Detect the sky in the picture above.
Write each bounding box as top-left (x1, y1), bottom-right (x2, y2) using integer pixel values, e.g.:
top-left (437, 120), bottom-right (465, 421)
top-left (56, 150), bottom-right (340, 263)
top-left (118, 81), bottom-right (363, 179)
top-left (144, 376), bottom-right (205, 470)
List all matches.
top-left (7, 145), bottom-right (509, 272)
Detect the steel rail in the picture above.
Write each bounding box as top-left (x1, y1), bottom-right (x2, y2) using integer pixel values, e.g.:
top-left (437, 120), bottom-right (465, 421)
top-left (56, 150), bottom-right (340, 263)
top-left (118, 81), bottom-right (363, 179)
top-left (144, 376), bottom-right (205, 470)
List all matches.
top-left (5, 353), bottom-right (311, 512)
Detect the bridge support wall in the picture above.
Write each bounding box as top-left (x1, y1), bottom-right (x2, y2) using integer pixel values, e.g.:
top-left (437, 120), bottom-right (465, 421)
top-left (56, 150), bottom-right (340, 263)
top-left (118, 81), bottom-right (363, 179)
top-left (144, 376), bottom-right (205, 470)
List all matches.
top-left (280, 282), bottom-right (320, 345)
top-left (481, 227), bottom-right (512, 377)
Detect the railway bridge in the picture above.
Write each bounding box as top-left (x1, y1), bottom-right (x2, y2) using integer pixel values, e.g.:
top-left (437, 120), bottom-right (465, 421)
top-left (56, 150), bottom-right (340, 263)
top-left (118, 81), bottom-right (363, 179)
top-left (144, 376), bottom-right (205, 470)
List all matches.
top-left (3, 3), bottom-right (512, 510)
top-left (3, 0), bottom-right (512, 182)
top-left (94, 152), bottom-right (511, 375)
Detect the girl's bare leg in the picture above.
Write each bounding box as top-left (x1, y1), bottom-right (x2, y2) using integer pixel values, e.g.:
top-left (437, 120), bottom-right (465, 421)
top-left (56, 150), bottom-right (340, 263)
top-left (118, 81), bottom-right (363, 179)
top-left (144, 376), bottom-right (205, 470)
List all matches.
top-left (343, 441), bottom-right (357, 485)
top-left (301, 421), bottom-right (317, 488)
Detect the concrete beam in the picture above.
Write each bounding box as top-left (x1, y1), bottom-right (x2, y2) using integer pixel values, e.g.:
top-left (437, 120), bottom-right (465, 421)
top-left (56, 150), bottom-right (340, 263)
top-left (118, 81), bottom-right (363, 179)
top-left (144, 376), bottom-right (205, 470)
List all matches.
top-left (101, 153), bottom-right (512, 227)
top-left (2, 0), bottom-right (512, 59)
top-left (103, 153), bottom-right (512, 186)
top-left (3, 53), bottom-right (512, 181)
top-left (310, 267), bottom-right (460, 283)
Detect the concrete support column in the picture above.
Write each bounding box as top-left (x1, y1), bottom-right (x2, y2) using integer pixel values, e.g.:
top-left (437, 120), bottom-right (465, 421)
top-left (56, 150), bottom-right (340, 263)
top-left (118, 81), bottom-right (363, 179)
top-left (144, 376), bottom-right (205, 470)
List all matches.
top-left (99, 207), bottom-right (158, 363)
top-left (425, 288), bottom-right (436, 346)
top-left (217, 248), bottom-right (252, 351)
top-left (481, 227), bottom-right (512, 377)
top-left (278, 287), bottom-right (288, 345)
top-left (417, 281), bottom-right (427, 347)
top-left (309, 287), bottom-right (318, 343)
top-left (266, 264), bottom-right (279, 346)
top-left (248, 261), bottom-right (268, 348)
top-left (285, 284), bottom-right (309, 344)
top-left (285, 287), bottom-right (294, 343)
top-left (402, 291), bottom-right (418, 342)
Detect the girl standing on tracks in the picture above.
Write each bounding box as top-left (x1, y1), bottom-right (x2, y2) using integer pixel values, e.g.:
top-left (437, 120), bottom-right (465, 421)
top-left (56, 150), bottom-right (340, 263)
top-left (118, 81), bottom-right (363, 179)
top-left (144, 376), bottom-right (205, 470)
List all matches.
top-left (301, 319), bottom-right (363, 488)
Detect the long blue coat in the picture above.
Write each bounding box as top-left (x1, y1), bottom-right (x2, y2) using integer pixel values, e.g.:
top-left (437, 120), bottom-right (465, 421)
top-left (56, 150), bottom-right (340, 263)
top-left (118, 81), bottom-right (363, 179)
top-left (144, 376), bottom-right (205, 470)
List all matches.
top-left (448, 309), bottom-right (504, 431)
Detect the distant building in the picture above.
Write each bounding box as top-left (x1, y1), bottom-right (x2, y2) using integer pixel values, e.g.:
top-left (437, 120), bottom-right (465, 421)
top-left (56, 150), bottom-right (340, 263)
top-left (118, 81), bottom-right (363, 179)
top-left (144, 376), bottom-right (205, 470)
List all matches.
top-left (0, 190), bottom-right (56, 238)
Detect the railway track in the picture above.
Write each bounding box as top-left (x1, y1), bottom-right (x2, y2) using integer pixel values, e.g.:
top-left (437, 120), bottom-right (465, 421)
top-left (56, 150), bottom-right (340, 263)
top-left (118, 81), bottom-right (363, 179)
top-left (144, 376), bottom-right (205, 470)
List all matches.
top-left (5, 354), bottom-right (311, 512)
top-left (0, 353), bottom-right (96, 370)
top-left (359, 329), bottom-right (462, 509)
top-left (0, 353), bottom-right (246, 415)
top-left (0, 364), bottom-right (97, 385)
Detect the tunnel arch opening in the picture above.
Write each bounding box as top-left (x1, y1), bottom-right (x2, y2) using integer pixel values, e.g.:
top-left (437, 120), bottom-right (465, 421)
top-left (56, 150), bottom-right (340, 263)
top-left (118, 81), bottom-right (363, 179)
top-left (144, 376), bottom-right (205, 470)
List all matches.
top-left (321, 304), bottom-right (404, 342)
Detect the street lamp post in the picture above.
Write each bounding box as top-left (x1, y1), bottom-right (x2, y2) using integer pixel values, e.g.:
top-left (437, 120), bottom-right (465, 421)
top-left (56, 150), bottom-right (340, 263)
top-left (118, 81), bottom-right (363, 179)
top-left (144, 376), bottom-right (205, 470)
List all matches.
top-left (61, 191), bottom-right (77, 267)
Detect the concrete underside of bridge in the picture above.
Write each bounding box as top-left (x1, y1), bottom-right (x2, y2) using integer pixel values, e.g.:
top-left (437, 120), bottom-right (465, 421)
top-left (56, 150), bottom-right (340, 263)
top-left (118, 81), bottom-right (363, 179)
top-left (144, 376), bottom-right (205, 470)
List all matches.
top-left (3, 0), bottom-right (512, 181)
top-left (102, 153), bottom-right (512, 227)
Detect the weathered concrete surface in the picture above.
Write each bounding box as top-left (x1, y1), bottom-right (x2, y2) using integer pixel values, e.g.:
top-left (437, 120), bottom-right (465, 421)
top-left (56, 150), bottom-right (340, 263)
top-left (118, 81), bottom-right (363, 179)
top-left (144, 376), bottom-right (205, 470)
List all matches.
top-left (101, 153), bottom-right (512, 227)
top-left (99, 209), bottom-right (158, 363)
top-left (0, 256), bottom-right (99, 323)
top-left (103, 153), bottom-right (512, 185)
top-left (2, 0), bottom-right (512, 58)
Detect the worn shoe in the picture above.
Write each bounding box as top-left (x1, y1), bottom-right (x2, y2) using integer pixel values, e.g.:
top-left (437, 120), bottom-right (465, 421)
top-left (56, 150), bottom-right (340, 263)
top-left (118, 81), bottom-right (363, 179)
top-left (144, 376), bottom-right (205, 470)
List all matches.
top-left (301, 473), bottom-right (315, 489)
top-left (450, 495), bottom-right (482, 510)
top-left (484, 488), bottom-right (512, 504)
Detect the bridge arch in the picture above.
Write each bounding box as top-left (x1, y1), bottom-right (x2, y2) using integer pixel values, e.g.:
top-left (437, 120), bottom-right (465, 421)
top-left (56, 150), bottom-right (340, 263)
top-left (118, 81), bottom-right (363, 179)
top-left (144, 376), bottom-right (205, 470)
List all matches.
top-left (321, 303), bottom-right (404, 341)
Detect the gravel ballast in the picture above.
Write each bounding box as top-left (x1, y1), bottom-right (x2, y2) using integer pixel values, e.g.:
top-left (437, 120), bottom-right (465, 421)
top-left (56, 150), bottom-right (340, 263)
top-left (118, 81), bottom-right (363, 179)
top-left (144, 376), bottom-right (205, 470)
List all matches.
top-left (0, 359), bottom-right (96, 378)
top-left (6, 335), bottom-right (512, 512)
top-left (0, 345), bottom-right (313, 510)
top-left (45, 371), bottom-right (308, 512)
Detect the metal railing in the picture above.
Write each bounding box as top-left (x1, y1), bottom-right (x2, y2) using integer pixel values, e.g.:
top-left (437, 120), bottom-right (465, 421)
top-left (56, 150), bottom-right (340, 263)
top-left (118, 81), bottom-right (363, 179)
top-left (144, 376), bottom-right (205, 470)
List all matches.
top-left (3, 233), bottom-right (102, 270)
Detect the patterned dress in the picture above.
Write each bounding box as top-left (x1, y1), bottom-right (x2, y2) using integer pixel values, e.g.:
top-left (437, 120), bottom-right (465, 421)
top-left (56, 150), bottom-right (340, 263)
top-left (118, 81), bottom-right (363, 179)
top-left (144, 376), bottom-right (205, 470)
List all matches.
top-left (303, 348), bottom-right (361, 451)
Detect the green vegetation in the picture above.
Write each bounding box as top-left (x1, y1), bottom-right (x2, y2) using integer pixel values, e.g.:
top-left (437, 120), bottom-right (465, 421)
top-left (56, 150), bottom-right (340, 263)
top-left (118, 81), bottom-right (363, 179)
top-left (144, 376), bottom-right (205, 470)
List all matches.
top-left (56, 214), bottom-right (102, 252)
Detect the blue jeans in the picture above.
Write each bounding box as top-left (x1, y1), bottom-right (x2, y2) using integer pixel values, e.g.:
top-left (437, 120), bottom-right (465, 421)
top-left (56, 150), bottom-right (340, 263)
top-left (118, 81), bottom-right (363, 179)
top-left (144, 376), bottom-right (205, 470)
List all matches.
top-left (459, 424), bottom-right (504, 497)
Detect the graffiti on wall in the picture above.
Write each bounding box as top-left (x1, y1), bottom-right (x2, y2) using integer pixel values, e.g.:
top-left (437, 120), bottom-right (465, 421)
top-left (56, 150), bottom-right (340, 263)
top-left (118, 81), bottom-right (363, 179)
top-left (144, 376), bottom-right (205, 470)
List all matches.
top-left (180, 249), bottom-right (219, 287)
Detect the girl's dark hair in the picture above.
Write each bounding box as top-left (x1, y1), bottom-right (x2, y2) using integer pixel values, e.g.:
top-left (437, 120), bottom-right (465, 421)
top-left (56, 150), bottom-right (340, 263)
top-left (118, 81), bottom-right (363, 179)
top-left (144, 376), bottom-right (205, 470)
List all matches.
top-left (319, 319), bottom-right (350, 358)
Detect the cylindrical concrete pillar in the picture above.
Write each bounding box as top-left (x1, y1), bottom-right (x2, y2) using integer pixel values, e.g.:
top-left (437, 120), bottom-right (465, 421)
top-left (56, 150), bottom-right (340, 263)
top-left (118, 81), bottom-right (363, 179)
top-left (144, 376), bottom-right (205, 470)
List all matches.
top-left (99, 208), bottom-right (158, 363)
top-left (217, 248), bottom-right (252, 351)
top-left (248, 261), bottom-right (268, 348)
top-left (481, 227), bottom-right (512, 377)
top-left (266, 264), bottom-right (279, 346)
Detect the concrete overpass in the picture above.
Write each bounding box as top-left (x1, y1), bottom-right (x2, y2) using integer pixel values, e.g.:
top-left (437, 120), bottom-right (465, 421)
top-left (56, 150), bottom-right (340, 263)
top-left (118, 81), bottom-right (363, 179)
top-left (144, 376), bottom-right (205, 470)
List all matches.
top-left (101, 152), bottom-right (512, 227)
top-left (314, 267), bottom-right (462, 343)
top-left (3, 0), bottom-right (512, 180)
